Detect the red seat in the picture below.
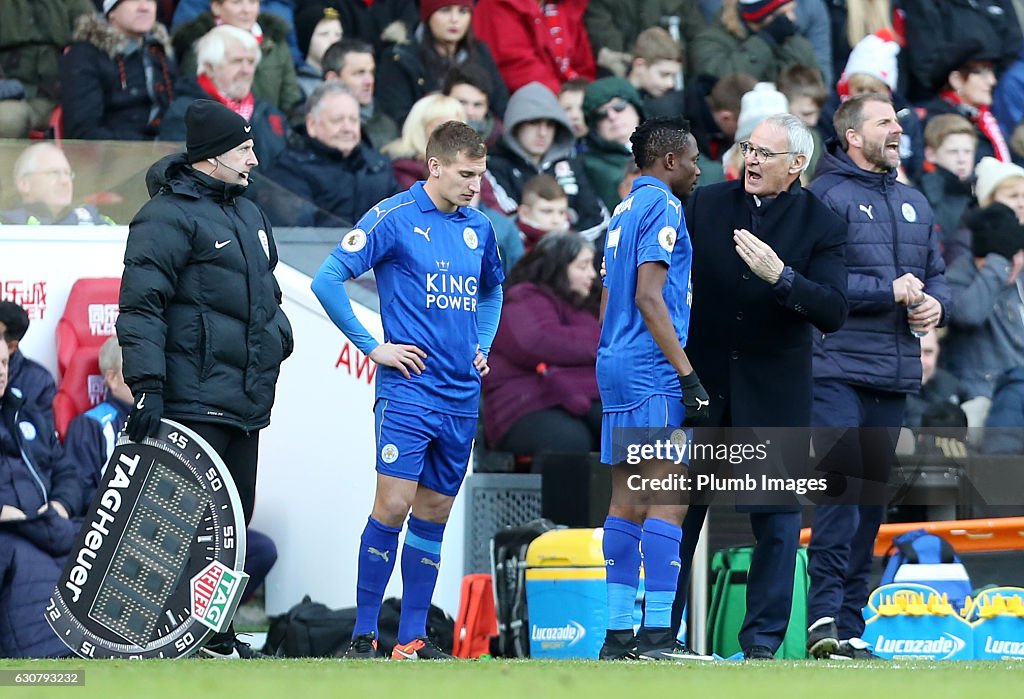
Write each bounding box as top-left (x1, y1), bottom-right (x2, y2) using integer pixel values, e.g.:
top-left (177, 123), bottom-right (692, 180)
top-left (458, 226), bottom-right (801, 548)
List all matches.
top-left (53, 278), bottom-right (121, 440)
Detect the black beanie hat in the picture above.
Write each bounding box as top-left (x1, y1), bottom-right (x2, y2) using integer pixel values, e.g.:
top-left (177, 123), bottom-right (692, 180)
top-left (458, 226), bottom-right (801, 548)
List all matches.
top-left (185, 99), bottom-right (253, 164)
top-left (965, 202), bottom-right (1024, 260)
top-left (296, 4), bottom-right (340, 60)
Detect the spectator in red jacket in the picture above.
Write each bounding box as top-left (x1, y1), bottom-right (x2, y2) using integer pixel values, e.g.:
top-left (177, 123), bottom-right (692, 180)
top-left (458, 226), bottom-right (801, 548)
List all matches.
top-left (483, 232), bottom-right (600, 455)
top-left (473, 0), bottom-right (596, 95)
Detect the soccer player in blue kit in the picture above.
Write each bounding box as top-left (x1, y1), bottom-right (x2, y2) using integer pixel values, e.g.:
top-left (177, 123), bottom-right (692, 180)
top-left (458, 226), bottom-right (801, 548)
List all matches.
top-left (311, 121), bottom-right (504, 660)
top-left (597, 117), bottom-right (710, 661)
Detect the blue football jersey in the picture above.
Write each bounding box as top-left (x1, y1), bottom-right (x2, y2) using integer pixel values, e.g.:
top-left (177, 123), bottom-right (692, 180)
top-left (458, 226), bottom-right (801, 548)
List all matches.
top-left (597, 175), bottom-right (694, 411)
top-left (331, 182), bottom-right (505, 416)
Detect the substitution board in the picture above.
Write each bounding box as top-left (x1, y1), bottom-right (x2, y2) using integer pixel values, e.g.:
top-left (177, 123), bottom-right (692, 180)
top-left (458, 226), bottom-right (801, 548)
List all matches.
top-left (46, 419), bottom-right (249, 658)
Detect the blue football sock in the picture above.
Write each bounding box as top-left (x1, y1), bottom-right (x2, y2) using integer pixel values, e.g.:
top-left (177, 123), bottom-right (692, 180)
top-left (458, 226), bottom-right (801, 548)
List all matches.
top-left (603, 516), bottom-right (642, 631)
top-left (641, 518), bottom-right (683, 630)
top-left (398, 515), bottom-right (446, 644)
top-left (353, 516), bottom-right (401, 637)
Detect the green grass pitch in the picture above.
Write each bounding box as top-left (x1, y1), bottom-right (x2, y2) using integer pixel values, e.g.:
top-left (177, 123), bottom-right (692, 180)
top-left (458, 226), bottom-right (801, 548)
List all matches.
top-left (2, 658), bottom-right (1022, 698)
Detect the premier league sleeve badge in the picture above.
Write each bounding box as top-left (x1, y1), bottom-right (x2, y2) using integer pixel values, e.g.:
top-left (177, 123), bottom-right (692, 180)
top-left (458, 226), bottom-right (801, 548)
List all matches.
top-left (46, 420), bottom-right (248, 659)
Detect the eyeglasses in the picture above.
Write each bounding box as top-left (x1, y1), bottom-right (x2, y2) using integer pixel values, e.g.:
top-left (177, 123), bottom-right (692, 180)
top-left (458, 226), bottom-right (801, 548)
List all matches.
top-left (738, 141), bottom-right (791, 163)
top-left (596, 99), bottom-right (630, 121)
top-left (29, 168), bottom-right (75, 180)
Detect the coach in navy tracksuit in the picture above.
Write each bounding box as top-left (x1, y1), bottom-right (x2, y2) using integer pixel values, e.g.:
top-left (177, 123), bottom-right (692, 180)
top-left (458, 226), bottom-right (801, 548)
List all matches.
top-left (804, 94), bottom-right (950, 660)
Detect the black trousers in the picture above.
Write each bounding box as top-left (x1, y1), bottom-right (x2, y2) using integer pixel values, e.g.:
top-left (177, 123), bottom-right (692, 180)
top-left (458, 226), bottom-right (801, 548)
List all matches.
top-left (180, 421), bottom-right (260, 526)
top-left (497, 402), bottom-right (602, 455)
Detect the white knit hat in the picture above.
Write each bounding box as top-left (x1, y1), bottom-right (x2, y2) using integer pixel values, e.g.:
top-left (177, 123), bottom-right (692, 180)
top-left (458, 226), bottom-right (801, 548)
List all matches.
top-left (736, 82), bottom-right (789, 142)
top-left (841, 30), bottom-right (900, 92)
top-left (976, 156), bottom-right (1024, 205)
top-left (102, 0), bottom-right (124, 16)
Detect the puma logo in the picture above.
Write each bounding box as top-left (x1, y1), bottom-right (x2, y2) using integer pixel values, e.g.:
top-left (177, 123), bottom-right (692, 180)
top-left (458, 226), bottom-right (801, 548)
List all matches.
top-left (667, 199), bottom-right (681, 216)
top-left (696, 397), bottom-right (709, 409)
top-left (420, 557), bottom-right (441, 570)
top-left (215, 240), bottom-right (232, 249)
top-left (372, 205), bottom-right (385, 218)
top-left (670, 560), bottom-right (682, 569)
top-left (368, 547), bottom-right (390, 562)
top-left (413, 226), bottom-right (431, 242)
top-left (136, 394), bottom-right (146, 409)
top-left (859, 204), bottom-right (874, 220)
top-left (244, 125), bottom-right (252, 133)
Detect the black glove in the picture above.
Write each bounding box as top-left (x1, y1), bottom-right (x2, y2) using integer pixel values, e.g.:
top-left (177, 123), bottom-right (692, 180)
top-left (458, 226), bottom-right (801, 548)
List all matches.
top-left (679, 372), bottom-right (710, 427)
top-left (966, 202), bottom-right (1024, 260)
top-left (126, 390), bottom-right (163, 442)
top-left (761, 14), bottom-right (797, 44)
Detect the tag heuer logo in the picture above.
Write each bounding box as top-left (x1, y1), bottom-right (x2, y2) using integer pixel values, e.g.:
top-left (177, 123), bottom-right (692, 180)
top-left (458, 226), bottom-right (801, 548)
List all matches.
top-left (191, 562), bottom-right (246, 633)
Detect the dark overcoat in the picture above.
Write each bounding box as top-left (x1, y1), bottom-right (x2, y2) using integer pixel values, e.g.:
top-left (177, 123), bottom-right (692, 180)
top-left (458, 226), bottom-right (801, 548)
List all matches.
top-left (685, 179), bottom-right (849, 430)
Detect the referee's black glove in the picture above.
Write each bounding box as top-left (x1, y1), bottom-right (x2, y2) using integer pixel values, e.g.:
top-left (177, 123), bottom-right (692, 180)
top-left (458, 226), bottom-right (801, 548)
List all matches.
top-left (126, 388), bottom-right (163, 442)
top-left (679, 372), bottom-right (710, 427)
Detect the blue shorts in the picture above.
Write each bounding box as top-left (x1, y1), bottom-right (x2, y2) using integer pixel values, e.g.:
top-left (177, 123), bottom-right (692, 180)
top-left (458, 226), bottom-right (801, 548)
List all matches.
top-left (600, 395), bottom-right (685, 465)
top-left (374, 399), bottom-right (476, 496)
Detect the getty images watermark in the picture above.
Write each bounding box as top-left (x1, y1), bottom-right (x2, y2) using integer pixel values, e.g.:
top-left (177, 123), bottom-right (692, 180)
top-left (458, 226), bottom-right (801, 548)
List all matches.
top-left (619, 428), bottom-right (827, 499)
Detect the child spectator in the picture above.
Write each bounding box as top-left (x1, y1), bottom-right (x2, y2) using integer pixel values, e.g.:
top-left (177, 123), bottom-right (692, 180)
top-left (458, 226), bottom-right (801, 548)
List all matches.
top-left (627, 27), bottom-right (685, 119)
top-left (517, 174), bottom-right (570, 252)
top-left (294, 4), bottom-right (343, 101)
top-left (776, 63), bottom-right (827, 177)
top-left (683, 72), bottom-right (757, 185)
top-left (558, 79), bottom-right (590, 141)
top-left (919, 114), bottom-right (978, 262)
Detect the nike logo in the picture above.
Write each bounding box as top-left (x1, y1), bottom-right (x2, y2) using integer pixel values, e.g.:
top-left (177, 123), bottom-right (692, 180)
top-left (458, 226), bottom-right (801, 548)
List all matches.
top-left (859, 204), bottom-right (874, 220)
top-left (393, 647), bottom-right (418, 659)
top-left (215, 240), bottom-right (232, 249)
top-left (368, 547), bottom-right (390, 562)
top-left (244, 125), bottom-right (252, 133)
top-left (136, 394), bottom-right (145, 409)
top-left (413, 226), bottom-right (431, 242)
top-left (420, 557), bottom-right (441, 570)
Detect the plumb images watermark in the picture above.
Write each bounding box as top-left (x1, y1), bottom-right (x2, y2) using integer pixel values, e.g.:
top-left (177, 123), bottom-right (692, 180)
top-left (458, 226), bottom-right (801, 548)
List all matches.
top-left (0, 670), bottom-right (84, 686)
top-left (626, 471), bottom-right (828, 496)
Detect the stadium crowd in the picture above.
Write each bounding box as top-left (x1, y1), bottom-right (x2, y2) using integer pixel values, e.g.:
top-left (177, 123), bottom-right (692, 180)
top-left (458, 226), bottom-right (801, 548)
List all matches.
top-left (3, 0), bottom-right (1024, 661)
